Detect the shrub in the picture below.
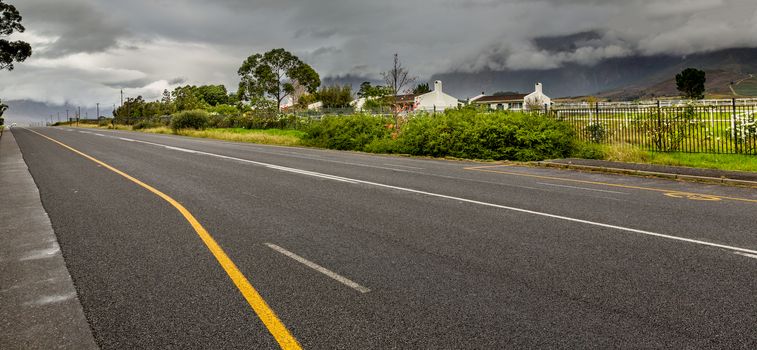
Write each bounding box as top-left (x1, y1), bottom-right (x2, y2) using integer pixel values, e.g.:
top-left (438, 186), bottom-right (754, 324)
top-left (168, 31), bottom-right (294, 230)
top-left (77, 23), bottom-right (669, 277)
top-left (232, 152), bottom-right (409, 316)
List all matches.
top-left (584, 122), bottom-right (606, 143)
top-left (396, 110), bottom-right (575, 161)
top-left (301, 110), bottom-right (576, 161)
top-left (171, 110), bottom-right (210, 131)
top-left (302, 114), bottom-right (393, 151)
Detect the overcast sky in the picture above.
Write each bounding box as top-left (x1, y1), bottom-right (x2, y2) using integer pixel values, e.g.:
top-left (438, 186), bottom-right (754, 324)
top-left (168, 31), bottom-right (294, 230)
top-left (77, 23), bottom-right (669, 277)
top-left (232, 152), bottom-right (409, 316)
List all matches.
top-left (2, 0), bottom-right (757, 109)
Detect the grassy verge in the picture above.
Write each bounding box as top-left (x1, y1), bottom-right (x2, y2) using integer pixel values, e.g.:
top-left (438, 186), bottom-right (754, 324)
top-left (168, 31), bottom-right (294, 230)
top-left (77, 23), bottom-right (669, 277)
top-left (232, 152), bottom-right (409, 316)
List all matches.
top-left (142, 127), bottom-right (304, 146)
top-left (61, 123), bottom-right (305, 146)
top-left (591, 144), bottom-right (757, 172)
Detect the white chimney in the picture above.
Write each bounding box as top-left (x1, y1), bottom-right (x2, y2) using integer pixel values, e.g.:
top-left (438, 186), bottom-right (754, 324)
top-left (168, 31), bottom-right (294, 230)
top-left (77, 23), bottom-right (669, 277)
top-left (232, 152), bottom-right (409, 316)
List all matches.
top-left (434, 80), bottom-right (443, 93)
top-left (535, 82), bottom-right (543, 94)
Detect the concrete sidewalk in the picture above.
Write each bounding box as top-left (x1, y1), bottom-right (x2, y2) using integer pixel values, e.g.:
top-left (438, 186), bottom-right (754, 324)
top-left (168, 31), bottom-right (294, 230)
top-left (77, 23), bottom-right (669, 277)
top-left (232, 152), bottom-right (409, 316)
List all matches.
top-left (539, 158), bottom-right (757, 186)
top-left (0, 128), bottom-right (98, 349)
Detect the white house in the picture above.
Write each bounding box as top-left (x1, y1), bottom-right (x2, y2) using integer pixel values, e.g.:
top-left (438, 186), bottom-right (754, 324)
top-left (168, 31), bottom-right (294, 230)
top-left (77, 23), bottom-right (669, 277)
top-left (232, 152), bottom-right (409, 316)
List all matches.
top-left (307, 101), bottom-right (323, 110)
top-left (524, 83), bottom-right (551, 109)
top-left (470, 83), bottom-right (551, 111)
top-left (411, 80), bottom-right (461, 112)
top-left (469, 93), bottom-right (528, 110)
top-left (351, 97), bottom-right (369, 110)
top-left (351, 80), bottom-right (460, 112)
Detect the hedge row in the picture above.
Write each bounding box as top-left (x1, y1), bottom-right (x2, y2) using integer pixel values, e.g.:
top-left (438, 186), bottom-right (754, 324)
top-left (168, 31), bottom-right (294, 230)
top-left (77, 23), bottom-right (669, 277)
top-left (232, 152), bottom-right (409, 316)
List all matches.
top-left (302, 110), bottom-right (577, 161)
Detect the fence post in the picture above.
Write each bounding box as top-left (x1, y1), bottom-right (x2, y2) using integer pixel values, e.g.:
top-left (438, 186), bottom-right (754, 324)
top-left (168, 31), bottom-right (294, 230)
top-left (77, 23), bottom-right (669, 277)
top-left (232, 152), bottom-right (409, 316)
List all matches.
top-left (732, 98), bottom-right (738, 153)
top-left (656, 100), bottom-right (662, 150)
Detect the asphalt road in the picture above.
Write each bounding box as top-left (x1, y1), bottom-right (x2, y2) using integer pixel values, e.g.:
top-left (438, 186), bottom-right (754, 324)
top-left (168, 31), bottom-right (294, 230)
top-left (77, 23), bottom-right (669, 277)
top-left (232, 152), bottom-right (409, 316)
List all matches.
top-left (11, 126), bottom-right (757, 349)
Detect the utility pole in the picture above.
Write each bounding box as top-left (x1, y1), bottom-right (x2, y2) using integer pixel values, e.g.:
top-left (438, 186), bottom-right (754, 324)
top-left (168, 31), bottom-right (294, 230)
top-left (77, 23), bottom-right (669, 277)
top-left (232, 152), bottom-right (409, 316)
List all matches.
top-left (77, 106), bottom-right (81, 126)
top-left (121, 89), bottom-right (124, 107)
top-left (66, 109), bottom-right (69, 123)
top-left (57, 112), bottom-right (60, 123)
top-left (96, 103), bottom-right (100, 120)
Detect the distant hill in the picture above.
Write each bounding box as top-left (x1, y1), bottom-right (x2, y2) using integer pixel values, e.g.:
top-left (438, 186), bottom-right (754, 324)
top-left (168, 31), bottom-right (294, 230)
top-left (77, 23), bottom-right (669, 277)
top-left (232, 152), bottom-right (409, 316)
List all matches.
top-left (597, 70), bottom-right (754, 100)
top-left (430, 47), bottom-right (757, 100)
top-left (3, 100), bottom-right (101, 125)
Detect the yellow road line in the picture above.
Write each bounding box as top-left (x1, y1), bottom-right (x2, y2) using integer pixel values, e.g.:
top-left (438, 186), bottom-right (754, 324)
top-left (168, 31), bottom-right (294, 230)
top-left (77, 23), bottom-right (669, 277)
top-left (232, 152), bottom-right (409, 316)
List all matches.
top-left (28, 129), bottom-right (302, 350)
top-left (464, 165), bottom-right (757, 204)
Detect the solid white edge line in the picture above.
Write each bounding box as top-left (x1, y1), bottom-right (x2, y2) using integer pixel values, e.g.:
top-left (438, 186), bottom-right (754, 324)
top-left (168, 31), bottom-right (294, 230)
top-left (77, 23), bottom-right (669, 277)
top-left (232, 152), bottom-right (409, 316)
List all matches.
top-left (265, 243), bottom-right (371, 294)
top-left (734, 252), bottom-right (757, 260)
top-left (90, 131), bottom-right (757, 256)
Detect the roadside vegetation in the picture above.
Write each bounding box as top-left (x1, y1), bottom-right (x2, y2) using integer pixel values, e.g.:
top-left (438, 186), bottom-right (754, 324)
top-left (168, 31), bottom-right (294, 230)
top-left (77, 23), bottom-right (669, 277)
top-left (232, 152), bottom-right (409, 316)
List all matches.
top-left (144, 127), bottom-right (304, 146)
top-left (573, 143), bottom-right (757, 172)
top-left (58, 107), bottom-right (577, 161)
top-left (302, 109), bottom-right (575, 161)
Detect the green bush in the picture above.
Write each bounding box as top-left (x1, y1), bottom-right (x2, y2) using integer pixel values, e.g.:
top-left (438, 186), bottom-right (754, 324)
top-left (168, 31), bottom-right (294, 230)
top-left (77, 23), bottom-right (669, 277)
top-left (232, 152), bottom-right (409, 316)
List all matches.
top-left (302, 114), bottom-right (393, 151)
top-left (171, 110), bottom-right (210, 131)
top-left (584, 122), bottom-right (606, 143)
top-left (396, 110), bottom-right (575, 161)
top-left (301, 110), bottom-right (576, 161)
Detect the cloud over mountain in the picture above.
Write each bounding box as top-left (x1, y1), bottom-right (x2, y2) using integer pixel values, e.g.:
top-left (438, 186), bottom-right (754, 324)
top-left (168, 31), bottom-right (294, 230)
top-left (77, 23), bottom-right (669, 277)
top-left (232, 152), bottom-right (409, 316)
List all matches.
top-left (1, 0), bottom-right (756, 121)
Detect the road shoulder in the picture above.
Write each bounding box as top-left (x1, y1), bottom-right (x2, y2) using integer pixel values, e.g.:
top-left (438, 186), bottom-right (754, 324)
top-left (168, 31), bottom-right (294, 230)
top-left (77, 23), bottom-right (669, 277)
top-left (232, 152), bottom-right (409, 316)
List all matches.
top-left (0, 129), bottom-right (98, 349)
top-left (538, 158), bottom-right (757, 187)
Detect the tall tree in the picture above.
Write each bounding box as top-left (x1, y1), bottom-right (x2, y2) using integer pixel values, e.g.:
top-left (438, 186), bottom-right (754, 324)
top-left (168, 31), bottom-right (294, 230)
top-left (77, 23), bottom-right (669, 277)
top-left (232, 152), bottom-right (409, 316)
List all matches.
top-left (0, 99), bottom-right (7, 125)
top-left (317, 84), bottom-right (353, 108)
top-left (196, 85), bottom-right (229, 106)
top-left (0, 0), bottom-right (32, 71)
top-left (237, 48), bottom-right (320, 112)
top-left (413, 83), bottom-right (430, 94)
top-left (159, 89), bottom-right (175, 115)
top-left (357, 82), bottom-right (391, 98)
top-left (173, 85), bottom-right (208, 111)
top-left (114, 96), bottom-right (147, 125)
top-left (382, 53), bottom-right (415, 128)
top-left (675, 68), bottom-right (706, 100)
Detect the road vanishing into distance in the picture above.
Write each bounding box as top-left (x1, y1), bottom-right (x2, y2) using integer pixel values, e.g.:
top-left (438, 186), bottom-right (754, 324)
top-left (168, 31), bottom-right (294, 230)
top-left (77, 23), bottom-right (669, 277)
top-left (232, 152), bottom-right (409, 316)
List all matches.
top-left (10, 127), bottom-right (757, 349)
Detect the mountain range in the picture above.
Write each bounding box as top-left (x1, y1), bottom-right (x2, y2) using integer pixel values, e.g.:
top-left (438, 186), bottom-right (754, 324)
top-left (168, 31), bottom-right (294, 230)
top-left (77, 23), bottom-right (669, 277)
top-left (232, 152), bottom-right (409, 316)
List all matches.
top-left (431, 47), bottom-right (757, 100)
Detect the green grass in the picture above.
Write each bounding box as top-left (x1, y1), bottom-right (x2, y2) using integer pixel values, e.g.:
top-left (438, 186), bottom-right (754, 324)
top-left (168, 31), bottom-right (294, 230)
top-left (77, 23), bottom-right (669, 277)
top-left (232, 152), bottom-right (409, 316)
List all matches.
top-left (207, 128), bottom-right (306, 138)
top-left (140, 126), bottom-right (305, 146)
top-left (65, 123), bottom-right (307, 146)
top-left (600, 144), bottom-right (757, 172)
top-left (734, 77), bottom-right (757, 96)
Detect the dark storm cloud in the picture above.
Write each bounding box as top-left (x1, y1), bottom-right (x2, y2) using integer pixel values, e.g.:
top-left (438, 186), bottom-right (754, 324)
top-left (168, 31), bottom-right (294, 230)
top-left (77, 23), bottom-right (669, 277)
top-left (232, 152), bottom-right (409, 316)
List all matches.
top-left (15, 0), bottom-right (127, 56)
top-left (1, 0), bottom-right (757, 109)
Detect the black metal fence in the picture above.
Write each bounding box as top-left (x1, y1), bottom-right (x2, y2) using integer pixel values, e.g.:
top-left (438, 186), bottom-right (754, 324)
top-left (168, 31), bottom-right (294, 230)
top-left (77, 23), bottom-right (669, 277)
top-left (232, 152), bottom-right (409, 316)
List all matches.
top-left (550, 100), bottom-right (757, 155)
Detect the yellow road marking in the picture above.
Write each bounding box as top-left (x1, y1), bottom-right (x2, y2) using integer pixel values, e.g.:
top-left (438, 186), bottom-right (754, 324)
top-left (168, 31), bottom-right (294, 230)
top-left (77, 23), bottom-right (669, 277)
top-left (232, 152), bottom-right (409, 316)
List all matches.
top-left (28, 129), bottom-right (302, 350)
top-left (465, 165), bottom-right (757, 204)
top-left (664, 192), bottom-right (722, 201)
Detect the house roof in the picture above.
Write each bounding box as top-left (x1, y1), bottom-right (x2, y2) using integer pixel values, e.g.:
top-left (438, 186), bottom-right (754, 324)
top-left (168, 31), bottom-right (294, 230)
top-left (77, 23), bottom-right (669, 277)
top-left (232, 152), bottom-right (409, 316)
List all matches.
top-left (393, 94), bottom-right (418, 104)
top-left (472, 94), bottom-right (527, 103)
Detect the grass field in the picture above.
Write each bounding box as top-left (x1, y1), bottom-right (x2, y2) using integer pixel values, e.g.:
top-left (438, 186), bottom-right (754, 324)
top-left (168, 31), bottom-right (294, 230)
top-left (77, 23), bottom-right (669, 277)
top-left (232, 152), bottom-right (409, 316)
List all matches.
top-left (602, 144), bottom-right (757, 172)
top-left (555, 108), bottom-right (757, 154)
top-left (734, 77), bottom-right (757, 96)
